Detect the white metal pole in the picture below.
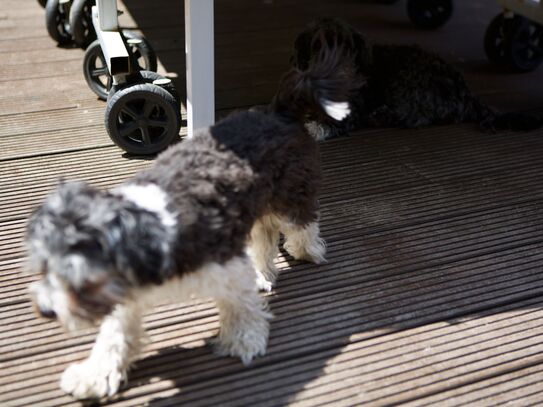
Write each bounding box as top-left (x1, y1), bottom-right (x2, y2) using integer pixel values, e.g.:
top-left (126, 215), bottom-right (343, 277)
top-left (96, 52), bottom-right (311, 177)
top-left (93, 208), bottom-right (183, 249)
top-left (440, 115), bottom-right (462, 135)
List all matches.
top-left (185, 0), bottom-right (215, 138)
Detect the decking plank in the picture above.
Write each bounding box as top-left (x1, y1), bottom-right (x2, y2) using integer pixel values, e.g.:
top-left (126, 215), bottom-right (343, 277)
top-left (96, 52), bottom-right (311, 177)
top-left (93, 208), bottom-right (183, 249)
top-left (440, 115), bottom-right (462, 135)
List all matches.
top-left (44, 299), bottom-right (543, 407)
top-left (404, 363), bottom-right (543, 406)
top-left (2, 236), bottom-right (543, 404)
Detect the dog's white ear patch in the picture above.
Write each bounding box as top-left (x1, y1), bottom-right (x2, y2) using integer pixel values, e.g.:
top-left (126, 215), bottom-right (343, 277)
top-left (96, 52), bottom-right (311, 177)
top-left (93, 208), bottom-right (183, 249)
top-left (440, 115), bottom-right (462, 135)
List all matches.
top-left (320, 99), bottom-right (351, 121)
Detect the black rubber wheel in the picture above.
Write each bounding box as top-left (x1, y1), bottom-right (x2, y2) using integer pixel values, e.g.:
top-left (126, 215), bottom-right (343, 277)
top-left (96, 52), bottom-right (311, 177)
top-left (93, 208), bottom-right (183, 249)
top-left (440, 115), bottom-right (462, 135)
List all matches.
top-left (506, 17), bottom-right (543, 72)
top-left (38, 0), bottom-right (48, 8)
top-left (105, 83), bottom-right (181, 155)
top-left (122, 30), bottom-right (158, 73)
top-left (45, 0), bottom-right (72, 45)
top-left (70, 0), bottom-right (96, 49)
top-left (406, 0), bottom-right (453, 30)
top-left (484, 14), bottom-right (513, 67)
top-left (83, 39), bottom-right (110, 100)
top-left (485, 14), bottom-right (543, 72)
top-left (109, 70), bottom-right (181, 109)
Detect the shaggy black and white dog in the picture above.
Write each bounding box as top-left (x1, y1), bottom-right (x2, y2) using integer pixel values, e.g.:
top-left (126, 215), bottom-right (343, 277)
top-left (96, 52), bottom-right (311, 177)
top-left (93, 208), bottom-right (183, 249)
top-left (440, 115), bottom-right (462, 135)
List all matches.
top-left (26, 44), bottom-right (351, 400)
top-left (292, 17), bottom-right (541, 140)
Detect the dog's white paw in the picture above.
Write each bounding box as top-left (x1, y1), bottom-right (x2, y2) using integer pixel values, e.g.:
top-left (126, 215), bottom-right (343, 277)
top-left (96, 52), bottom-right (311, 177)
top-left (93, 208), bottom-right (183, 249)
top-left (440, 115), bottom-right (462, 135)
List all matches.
top-left (284, 236), bottom-right (326, 264)
top-left (213, 314), bottom-right (270, 365)
top-left (60, 360), bottom-right (125, 400)
top-left (212, 329), bottom-right (268, 366)
top-left (255, 270), bottom-right (273, 293)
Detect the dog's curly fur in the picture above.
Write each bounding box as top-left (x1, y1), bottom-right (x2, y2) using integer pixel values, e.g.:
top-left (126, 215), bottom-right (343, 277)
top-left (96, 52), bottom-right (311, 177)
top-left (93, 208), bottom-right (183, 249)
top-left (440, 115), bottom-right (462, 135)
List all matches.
top-left (292, 17), bottom-right (541, 140)
top-left (26, 42), bottom-right (352, 400)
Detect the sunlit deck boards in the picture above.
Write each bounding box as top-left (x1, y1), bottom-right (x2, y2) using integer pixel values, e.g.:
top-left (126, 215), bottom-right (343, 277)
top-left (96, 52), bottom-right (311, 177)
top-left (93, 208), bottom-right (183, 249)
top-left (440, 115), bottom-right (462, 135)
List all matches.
top-left (2, 0), bottom-right (543, 406)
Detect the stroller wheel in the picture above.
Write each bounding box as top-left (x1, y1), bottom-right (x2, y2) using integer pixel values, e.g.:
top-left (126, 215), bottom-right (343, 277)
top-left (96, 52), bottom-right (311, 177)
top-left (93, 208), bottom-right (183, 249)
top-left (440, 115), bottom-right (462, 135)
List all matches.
top-left (406, 0), bottom-right (453, 30)
top-left (45, 0), bottom-right (72, 45)
top-left (105, 83), bottom-right (181, 155)
top-left (485, 14), bottom-right (543, 72)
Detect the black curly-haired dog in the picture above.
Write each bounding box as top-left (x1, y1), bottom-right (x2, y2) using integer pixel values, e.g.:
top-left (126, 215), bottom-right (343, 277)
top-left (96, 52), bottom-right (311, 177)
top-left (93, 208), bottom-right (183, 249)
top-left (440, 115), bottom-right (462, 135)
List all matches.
top-left (292, 17), bottom-right (541, 140)
top-left (26, 42), bottom-right (351, 400)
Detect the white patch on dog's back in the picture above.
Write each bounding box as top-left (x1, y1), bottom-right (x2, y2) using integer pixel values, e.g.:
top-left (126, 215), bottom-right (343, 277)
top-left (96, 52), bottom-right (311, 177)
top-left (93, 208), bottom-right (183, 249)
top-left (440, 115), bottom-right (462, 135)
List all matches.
top-left (116, 184), bottom-right (176, 228)
top-left (320, 99), bottom-right (351, 121)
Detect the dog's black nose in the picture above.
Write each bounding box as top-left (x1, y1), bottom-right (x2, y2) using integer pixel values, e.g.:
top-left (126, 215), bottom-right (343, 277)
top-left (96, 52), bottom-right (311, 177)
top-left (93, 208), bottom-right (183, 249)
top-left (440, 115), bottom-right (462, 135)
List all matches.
top-left (39, 308), bottom-right (57, 320)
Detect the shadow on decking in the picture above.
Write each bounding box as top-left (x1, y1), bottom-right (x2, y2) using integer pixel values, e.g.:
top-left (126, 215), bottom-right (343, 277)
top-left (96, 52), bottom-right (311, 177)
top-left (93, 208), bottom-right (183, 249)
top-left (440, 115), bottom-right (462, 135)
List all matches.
top-left (109, 219), bottom-right (543, 406)
top-left (114, 269), bottom-right (543, 406)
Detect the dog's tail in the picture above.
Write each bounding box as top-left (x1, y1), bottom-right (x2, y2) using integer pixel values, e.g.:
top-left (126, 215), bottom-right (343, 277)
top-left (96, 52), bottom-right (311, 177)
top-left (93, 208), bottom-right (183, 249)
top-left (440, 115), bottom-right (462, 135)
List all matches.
top-left (472, 98), bottom-right (542, 132)
top-left (270, 37), bottom-right (353, 124)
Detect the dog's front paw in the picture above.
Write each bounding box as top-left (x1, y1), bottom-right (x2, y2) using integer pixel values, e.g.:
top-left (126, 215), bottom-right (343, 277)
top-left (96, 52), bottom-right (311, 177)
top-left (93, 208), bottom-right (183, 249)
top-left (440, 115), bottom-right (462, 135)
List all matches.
top-left (212, 331), bottom-right (268, 366)
top-left (255, 270), bottom-right (273, 293)
top-left (60, 360), bottom-right (125, 400)
top-left (284, 235), bottom-right (326, 264)
top-left (213, 314), bottom-right (270, 365)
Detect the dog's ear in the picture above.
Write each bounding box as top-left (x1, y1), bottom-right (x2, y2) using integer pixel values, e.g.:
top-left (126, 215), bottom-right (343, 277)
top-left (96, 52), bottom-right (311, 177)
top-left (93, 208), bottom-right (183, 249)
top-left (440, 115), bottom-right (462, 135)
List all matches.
top-left (107, 204), bottom-right (171, 286)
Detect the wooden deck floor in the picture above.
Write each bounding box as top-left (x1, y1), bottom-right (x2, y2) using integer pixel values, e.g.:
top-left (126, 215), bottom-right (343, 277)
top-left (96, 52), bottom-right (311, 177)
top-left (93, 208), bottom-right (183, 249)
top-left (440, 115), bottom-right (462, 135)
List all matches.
top-left (3, 0), bottom-right (543, 406)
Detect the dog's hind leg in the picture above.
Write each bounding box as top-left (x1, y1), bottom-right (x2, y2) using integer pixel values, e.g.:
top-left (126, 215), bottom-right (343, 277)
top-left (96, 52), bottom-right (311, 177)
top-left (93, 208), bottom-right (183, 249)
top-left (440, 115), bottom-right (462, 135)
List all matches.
top-left (305, 121), bottom-right (348, 141)
top-left (275, 165), bottom-right (326, 265)
top-left (210, 256), bottom-right (272, 365)
top-left (280, 218), bottom-right (326, 264)
top-left (60, 303), bottom-right (145, 399)
top-left (246, 214), bottom-right (281, 291)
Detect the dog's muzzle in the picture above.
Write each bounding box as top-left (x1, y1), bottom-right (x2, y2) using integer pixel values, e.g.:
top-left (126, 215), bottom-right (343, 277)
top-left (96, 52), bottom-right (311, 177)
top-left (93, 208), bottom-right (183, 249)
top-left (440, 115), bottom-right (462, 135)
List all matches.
top-left (29, 280), bottom-right (58, 321)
